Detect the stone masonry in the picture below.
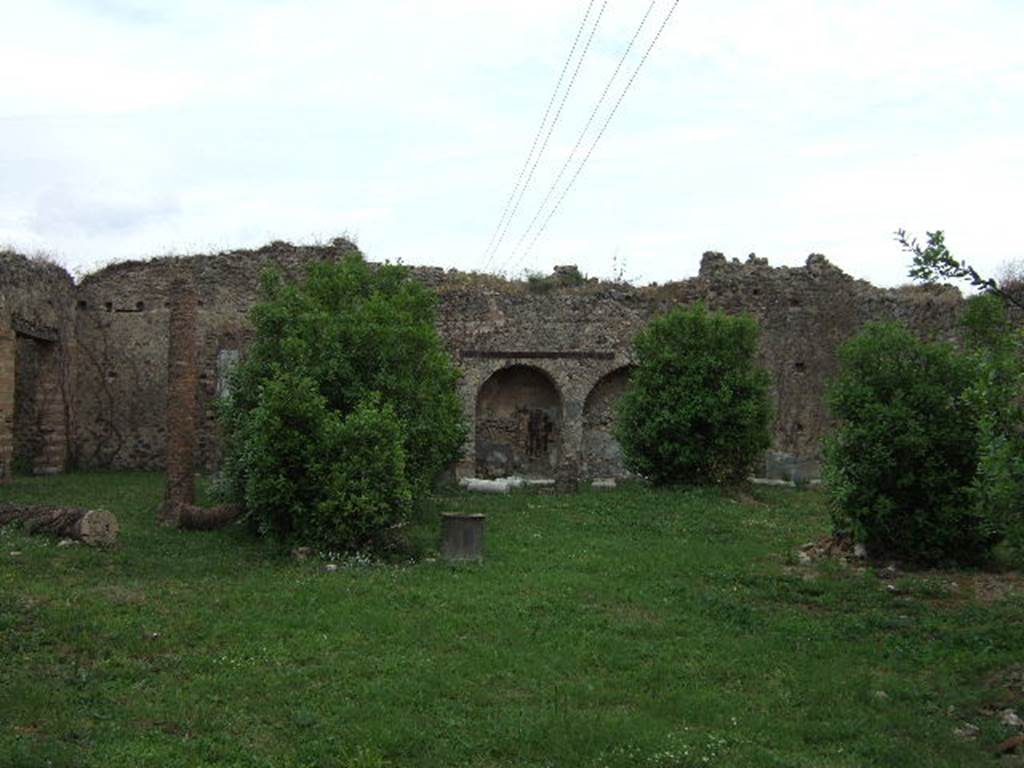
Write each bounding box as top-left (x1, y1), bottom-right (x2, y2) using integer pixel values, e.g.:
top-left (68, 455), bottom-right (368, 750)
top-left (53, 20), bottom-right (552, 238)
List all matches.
top-left (0, 251), bottom-right (75, 478)
top-left (0, 325), bottom-right (14, 483)
top-left (1, 241), bottom-right (964, 482)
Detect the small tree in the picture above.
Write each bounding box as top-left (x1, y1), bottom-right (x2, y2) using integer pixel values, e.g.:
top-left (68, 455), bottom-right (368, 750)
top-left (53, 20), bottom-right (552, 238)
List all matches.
top-left (897, 228), bottom-right (1024, 312)
top-left (961, 295), bottom-right (1024, 549)
top-left (220, 253), bottom-right (465, 551)
top-left (899, 229), bottom-right (1024, 554)
top-left (615, 303), bottom-right (772, 485)
top-left (823, 322), bottom-right (991, 563)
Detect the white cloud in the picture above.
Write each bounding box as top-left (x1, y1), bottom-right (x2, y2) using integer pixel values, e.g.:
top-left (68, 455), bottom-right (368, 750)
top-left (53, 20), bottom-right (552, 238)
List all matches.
top-left (28, 184), bottom-right (181, 235)
top-left (0, 0), bottom-right (1020, 286)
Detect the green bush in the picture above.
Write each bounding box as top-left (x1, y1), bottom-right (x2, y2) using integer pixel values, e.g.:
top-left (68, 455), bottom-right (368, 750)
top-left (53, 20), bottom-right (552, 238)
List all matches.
top-left (961, 295), bottom-right (1024, 549)
top-left (227, 371), bottom-right (335, 540)
top-left (309, 397), bottom-right (412, 550)
top-left (615, 302), bottom-right (772, 485)
top-left (823, 322), bottom-right (988, 563)
top-left (220, 253), bottom-right (464, 551)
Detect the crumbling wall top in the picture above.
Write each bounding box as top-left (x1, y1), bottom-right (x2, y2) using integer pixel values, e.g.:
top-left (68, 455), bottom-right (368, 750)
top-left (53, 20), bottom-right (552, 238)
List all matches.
top-left (1, 250), bottom-right (74, 295)
top-left (0, 250), bottom-right (75, 332)
top-left (76, 238), bottom-right (361, 288)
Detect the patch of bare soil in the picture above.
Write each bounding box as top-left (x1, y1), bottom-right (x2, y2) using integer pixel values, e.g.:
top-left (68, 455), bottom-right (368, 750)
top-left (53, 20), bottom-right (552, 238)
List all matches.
top-left (971, 572), bottom-right (1024, 604)
top-left (791, 537), bottom-right (1023, 605)
top-left (796, 534), bottom-right (862, 565)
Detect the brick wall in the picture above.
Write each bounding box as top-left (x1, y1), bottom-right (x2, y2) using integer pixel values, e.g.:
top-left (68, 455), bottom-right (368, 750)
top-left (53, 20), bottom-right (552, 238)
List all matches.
top-left (161, 278), bottom-right (198, 521)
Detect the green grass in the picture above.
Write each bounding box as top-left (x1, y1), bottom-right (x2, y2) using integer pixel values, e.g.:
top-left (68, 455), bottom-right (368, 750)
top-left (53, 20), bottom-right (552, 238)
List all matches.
top-left (1, 473), bottom-right (1022, 767)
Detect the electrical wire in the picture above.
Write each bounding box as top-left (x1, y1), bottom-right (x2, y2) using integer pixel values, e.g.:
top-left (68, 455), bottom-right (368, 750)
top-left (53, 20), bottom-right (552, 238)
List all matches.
top-left (498, 0), bottom-right (659, 276)
top-left (479, 0), bottom-right (597, 269)
top-left (483, 0), bottom-right (607, 272)
top-left (517, 0), bottom-right (681, 270)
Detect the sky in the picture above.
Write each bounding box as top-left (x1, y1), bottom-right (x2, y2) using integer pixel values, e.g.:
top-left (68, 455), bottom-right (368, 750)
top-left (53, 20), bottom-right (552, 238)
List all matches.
top-left (1, 0), bottom-right (1022, 287)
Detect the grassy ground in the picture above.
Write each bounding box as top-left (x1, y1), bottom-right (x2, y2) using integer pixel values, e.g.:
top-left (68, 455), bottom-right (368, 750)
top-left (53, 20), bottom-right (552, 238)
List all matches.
top-left (1, 473), bottom-right (1023, 768)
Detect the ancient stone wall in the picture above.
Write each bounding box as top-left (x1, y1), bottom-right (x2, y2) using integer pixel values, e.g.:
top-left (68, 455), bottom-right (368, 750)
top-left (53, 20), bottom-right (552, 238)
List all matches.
top-left (4, 242), bottom-right (964, 481)
top-left (0, 327), bottom-right (14, 482)
top-left (0, 251), bottom-right (76, 476)
top-left (437, 253), bottom-right (961, 480)
top-left (72, 240), bottom-right (359, 469)
top-left (673, 253), bottom-right (963, 474)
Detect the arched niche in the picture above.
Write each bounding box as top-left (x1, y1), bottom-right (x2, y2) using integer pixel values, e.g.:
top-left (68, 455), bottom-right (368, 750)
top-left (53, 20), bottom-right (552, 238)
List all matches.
top-left (582, 366), bottom-right (633, 479)
top-left (475, 365), bottom-right (562, 478)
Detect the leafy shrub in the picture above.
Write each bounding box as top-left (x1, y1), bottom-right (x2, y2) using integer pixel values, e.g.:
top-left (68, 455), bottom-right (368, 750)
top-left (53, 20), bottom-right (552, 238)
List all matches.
top-left (220, 253), bottom-right (464, 551)
top-left (525, 265), bottom-right (586, 293)
top-left (615, 302), bottom-right (772, 485)
top-left (962, 295), bottom-right (1024, 549)
top-left (973, 427), bottom-right (1024, 550)
top-left (893, 231), bottom-right (1024, 558)
top-left (525, 270), bottom-right (556, 294)
top-left (308, 397), bottom-right (412, 550)
top-left (824, 322), bottom-right (988, 563)
top-left (226, 371), bottom-right (335, 540)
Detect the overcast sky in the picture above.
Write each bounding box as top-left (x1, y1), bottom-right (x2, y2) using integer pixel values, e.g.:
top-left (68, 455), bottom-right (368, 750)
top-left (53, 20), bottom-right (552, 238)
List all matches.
top-left (1, 0), bottom-right (1021, 287)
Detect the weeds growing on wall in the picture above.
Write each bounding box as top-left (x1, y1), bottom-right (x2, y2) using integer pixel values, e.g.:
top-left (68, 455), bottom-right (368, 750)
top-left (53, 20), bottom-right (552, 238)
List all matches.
top-left (524, 265), bottom-right (587, 293)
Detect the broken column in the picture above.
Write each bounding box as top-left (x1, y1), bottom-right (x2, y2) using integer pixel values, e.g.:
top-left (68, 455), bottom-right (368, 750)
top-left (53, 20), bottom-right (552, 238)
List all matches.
top-left (0, 503), bottom-right (119, 546)
top-left (161, 275), bottom-right (199, 524)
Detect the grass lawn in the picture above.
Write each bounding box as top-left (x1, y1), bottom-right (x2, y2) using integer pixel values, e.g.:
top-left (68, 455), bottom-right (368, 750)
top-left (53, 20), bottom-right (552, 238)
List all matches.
top-left (1, 473), bottom-right (1023, 767)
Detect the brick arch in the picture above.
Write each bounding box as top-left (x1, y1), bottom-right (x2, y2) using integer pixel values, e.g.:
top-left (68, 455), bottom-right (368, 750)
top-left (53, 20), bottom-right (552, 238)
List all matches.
top-left (475, 364), bottom-right (563, 478)
top-left (582, 365), bottom-right (634, 480)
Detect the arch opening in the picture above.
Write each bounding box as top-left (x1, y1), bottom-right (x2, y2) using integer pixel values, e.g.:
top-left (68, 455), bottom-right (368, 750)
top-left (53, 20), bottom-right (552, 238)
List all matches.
top-left (475, 365), bottom-right (561, 478)
top-left (582, 366), bottom-right (633, 480)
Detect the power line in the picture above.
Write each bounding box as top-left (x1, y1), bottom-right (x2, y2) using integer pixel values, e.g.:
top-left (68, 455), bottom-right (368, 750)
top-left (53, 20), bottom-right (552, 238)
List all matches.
top-left (486, 0), bottom-right (607, 272)
top-left (518, 0), bottom-right (681, 270)
top-left (479, 0), bottom-right (597, 269)
top-left (483, 0), bottom-right (608, 272)
top-left (499, 0), bottom-right (658, 276)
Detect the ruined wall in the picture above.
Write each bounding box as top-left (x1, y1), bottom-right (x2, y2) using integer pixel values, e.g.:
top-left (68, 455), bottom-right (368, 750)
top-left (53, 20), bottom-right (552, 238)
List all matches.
top-left (436, 281), bottom-right (645, 479)
top-left (7, 242), bottom-right (965, 480)
top-left (72, 240), bottom-right (359, 469)
top-left (437, 253), bottom-right (960, 479)
top-left (670, 253), bottom-right (963, 473)
top-left (0, 251), bottom-right (76, 477)
top-left (0, 327), bottom-right (13, 481)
